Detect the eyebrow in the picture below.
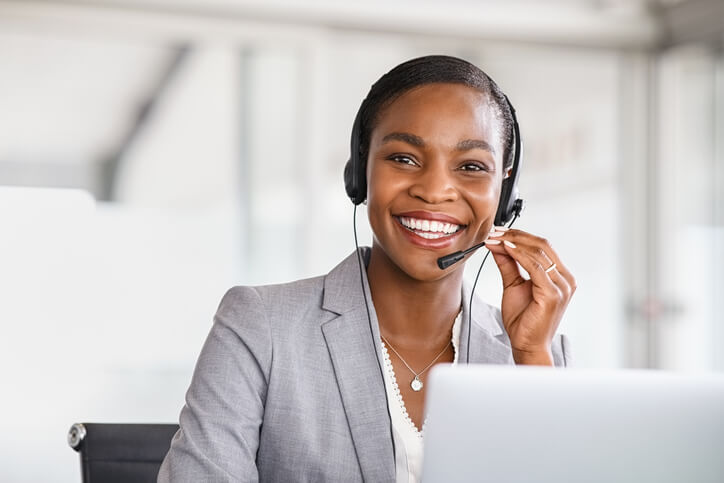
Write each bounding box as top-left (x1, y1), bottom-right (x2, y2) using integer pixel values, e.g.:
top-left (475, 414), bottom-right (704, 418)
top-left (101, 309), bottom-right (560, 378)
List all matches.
top-left (381, 132), bottom-right (495, 155)
top-left (381, 132), bottom-right (425, 147)
top-left (455, 139), bottom-right (496, 155)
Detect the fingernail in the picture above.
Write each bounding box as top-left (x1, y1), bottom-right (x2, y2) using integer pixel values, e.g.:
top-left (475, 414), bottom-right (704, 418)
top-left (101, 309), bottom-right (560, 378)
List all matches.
top-left (494, 226), bottom-right (509, 231)
top-left (504, 240), bottom-right (516, 248)
top-left (485, 239), bottom-right (501, 245)
top-left (488, 231), bottom-right (504, 238)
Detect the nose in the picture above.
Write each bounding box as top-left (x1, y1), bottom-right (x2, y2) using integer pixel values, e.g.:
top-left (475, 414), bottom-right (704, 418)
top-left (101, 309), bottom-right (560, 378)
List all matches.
top-left (408, 159), bottom-right (458, 204)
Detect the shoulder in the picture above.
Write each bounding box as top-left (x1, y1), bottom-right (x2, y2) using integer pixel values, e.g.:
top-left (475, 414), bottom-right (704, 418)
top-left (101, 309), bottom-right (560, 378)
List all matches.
top-left (217, 249), bottom-right (365, 326)
top-left (220, 275), bottom-right (325, 314)
top-left (216, 275), bottom-right (327, 332)
top-left (214, 267), bottom-right (348, 346)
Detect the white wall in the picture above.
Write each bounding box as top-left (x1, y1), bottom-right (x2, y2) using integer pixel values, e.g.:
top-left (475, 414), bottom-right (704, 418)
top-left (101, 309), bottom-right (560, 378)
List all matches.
top-left (0, 46), bottom-right (244, 482)
top-left (656, 45), bottom-right (723, 371)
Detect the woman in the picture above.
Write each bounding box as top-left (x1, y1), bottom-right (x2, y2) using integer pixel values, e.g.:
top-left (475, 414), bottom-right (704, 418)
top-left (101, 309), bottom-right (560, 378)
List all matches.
top-left (159, 55), bottom-right (575, 483)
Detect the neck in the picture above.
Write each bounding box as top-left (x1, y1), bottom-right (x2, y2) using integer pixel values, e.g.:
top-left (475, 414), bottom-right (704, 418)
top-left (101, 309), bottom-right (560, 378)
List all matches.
top-left (366, 244), bottom-right (463, 350)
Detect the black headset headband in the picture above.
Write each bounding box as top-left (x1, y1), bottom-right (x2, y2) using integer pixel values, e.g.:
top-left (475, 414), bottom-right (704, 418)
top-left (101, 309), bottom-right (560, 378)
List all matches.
top-left (343, 89), bottom-right (523, 226)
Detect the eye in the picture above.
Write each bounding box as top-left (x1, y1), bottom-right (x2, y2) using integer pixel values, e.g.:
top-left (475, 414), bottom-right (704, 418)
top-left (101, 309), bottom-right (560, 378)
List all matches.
top-left (459, 161), bottom-right (490, 172)
top-left (388, 154), bottom-right (418, 166)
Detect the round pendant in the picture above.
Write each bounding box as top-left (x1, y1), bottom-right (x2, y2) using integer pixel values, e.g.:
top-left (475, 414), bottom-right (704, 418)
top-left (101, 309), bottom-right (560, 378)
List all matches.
top-left (411, 376), bottom-right (423, 392)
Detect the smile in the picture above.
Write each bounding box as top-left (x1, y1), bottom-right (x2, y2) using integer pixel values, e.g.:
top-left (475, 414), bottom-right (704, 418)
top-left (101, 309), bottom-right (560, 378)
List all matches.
top-left (394, 216), bottom-right (464, 239)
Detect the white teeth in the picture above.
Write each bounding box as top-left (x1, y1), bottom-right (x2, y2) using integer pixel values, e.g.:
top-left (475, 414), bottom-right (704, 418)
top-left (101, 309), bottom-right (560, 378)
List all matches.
top-left (397, 216), bottom-right (462, 236)
top-left (418, 232), bottom-right (445, 239)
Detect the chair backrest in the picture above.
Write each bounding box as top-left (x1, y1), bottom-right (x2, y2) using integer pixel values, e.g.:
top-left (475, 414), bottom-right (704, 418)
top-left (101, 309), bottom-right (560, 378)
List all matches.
top-left (68, 423), bottom-right (179, 483)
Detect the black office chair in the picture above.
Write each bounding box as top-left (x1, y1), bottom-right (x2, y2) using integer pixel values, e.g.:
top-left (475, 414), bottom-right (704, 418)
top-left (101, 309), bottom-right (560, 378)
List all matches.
top-left (68, 423), bottom-right (179, 483)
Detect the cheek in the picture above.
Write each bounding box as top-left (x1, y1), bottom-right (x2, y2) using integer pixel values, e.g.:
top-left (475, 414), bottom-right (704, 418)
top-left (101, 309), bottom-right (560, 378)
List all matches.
top-left (465, 179), bottom-right (502, 234)
top-left (464, 188), bottom-right (499, 242)
top-left (365, 161), bottom-right (397, 233)
top-left (366, 160), bottom-right (407, 208)
top-left (469, 179), bottom-right (501, 212)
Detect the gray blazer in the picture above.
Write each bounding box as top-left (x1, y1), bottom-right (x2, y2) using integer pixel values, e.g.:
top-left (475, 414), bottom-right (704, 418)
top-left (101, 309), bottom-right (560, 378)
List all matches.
top-left (158, 248), bottom-right (571, 482)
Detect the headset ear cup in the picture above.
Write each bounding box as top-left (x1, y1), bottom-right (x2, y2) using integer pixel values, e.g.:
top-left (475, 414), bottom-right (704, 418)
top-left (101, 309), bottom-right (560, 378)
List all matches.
top-left (494, 177), bottom-right (513, 226)
top-left (344, 158), bottom-right (358, 203)
top-left (346, 97), bottom-right (367, 205)
top-left (344, 157), bottom-right (366, 205)
top-left (356, 158), bottom-right (367, 205)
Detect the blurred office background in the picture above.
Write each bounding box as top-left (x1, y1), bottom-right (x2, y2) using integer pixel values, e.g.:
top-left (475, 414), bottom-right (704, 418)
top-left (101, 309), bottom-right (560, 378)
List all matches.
top-left (0, 0), bottom-right (722, 480)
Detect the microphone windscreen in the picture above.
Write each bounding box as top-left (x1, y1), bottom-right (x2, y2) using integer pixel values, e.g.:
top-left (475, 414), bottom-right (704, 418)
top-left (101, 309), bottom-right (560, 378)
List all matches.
top-left (437, 251), bottom-right (465, 270)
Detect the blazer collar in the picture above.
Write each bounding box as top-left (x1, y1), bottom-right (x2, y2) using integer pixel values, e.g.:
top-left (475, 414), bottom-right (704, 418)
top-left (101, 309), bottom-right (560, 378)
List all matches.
top-left (323, 247), bottom-right (508, 339)
top-left (322, 248), bottom-right (371, 316)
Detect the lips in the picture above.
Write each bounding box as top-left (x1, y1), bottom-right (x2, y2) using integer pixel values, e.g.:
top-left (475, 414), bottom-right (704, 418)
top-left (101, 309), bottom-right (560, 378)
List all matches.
top-left (393, 211), bottom-right (467, 248)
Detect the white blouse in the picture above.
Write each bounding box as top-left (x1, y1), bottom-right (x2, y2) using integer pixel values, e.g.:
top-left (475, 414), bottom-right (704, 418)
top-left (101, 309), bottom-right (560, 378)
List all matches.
top-left (379, 311), bottom-right (462, 483)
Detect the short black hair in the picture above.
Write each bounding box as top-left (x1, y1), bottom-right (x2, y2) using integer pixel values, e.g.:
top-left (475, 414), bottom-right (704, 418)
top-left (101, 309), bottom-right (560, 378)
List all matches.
top-left (358, 55), bottom-right (514, 171)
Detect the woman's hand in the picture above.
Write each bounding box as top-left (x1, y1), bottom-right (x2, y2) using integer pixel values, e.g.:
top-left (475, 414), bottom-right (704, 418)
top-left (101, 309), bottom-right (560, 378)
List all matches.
top-left (484, 227), bottom-right (576, 365)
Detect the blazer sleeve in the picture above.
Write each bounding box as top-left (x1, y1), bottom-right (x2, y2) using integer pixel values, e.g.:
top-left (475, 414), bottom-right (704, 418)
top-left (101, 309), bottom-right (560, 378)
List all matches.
top-left (158, 286), bottom-right (272, 483)
top-left (551, 333), bottom-right (572, 367)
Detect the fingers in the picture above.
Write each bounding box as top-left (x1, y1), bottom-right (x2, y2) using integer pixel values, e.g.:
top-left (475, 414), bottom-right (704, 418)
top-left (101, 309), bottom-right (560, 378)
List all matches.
top-left (485, 227), bottom-right (576, 301)
top-left (498, 236), bottom-right (560, 297)
top-left (484, 236), bottom-right (527, 289)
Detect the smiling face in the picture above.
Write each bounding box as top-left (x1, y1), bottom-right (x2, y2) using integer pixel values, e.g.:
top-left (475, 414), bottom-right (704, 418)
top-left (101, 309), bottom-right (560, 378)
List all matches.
top-left (366, 82), bottom-right (506, 282)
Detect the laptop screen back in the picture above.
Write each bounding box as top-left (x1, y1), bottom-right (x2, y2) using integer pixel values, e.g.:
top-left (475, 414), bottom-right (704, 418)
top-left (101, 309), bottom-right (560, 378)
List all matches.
top-left (422, 365), bottom-right (724, 483)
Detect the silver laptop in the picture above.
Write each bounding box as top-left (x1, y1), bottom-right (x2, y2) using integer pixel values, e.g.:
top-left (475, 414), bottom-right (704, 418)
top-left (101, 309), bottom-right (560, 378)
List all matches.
top-left (421, 365), bottom-right (724, 483)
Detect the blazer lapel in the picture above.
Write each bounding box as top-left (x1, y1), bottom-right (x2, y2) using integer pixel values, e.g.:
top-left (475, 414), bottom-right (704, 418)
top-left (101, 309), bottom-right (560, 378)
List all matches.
top-left (321, 249), bottom-right (395, 482)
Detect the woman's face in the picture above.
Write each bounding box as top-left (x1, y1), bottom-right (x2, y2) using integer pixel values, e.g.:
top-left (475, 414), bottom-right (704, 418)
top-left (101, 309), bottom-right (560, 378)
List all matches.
top-left (366, 82), bottom-right (506, 282)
